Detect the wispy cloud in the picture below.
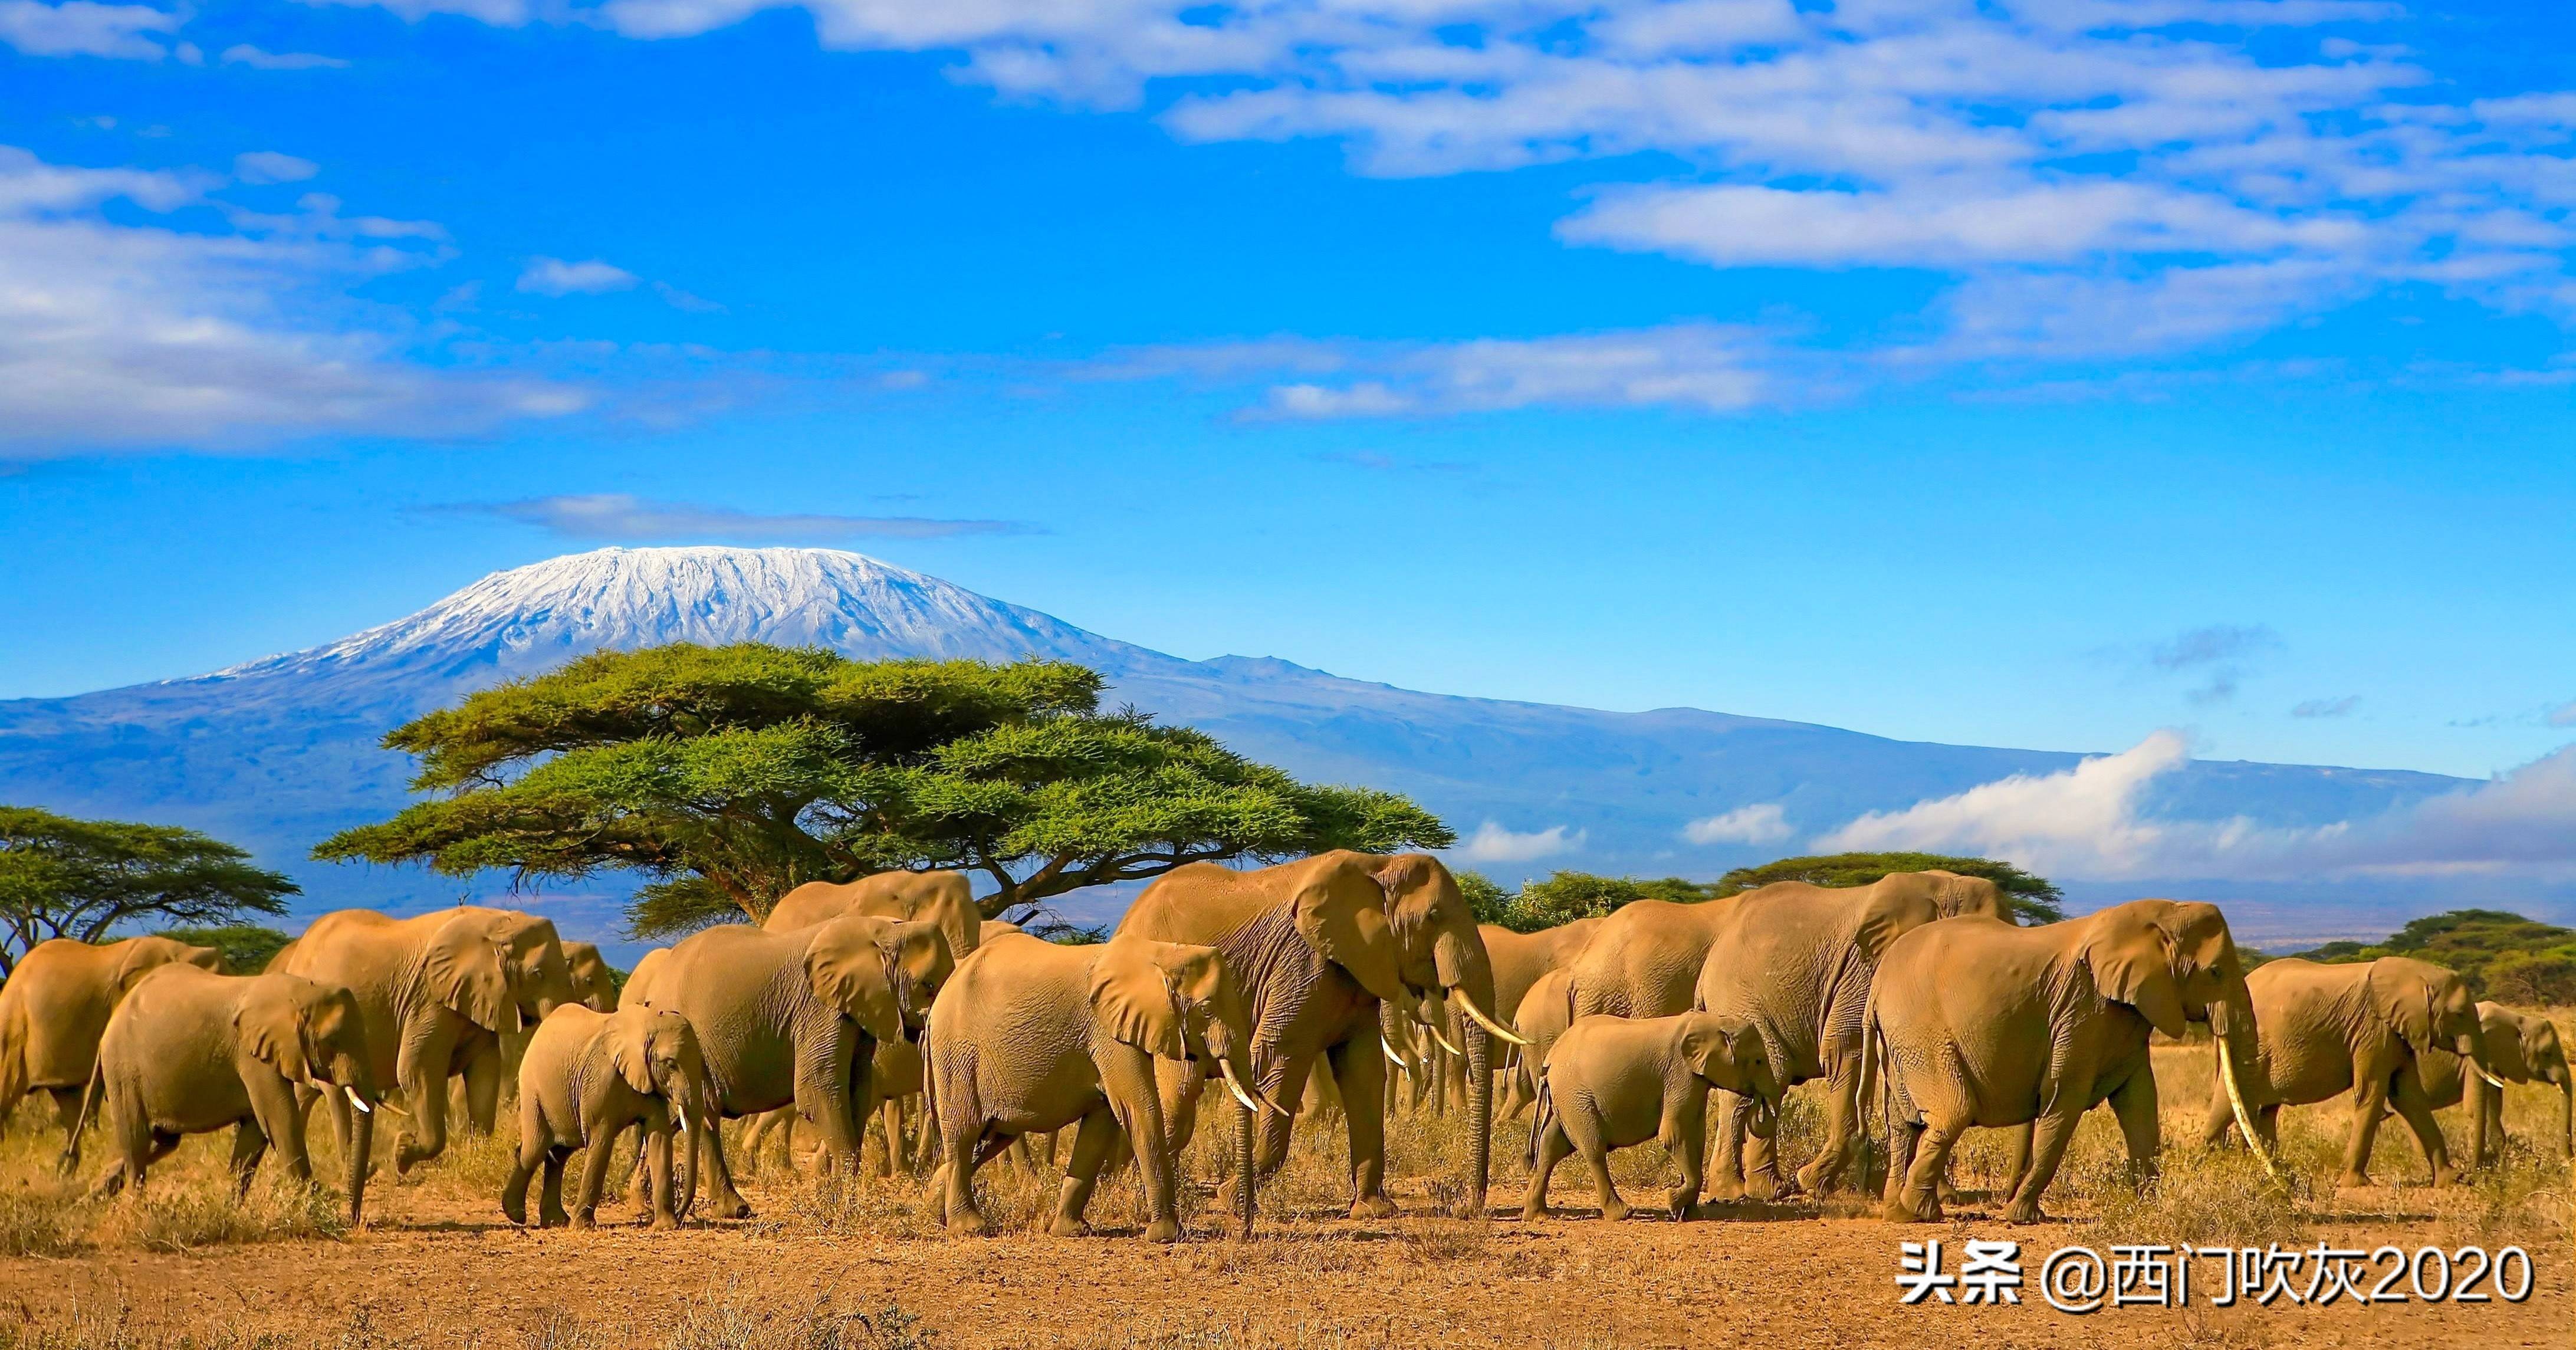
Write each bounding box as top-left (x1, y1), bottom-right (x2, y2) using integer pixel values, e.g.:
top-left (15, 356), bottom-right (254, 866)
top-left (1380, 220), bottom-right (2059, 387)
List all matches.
top-left (1451, 821), bottom-right (1585, 865)
top-left (1315, 451), bottom-right (1477, 476)
top-left (2549, 700), bottom-right (2576, 728)
top-left (0, 144), bottom-right (586, 455)
top-left (218, 44), bottom-right (348, 69)
top-left (233, 152), bottom-right (318, 185)
top-left (0, 1), bottom-right (183, 60)
top-left (2291, 695), bottom-right (2360, 719)
top-left (455, 492), bottom-right (1036, 543)
top-left (1683, 803), bottom-right (1793, 846)
top-left (2134, 622), bottom-right (2281, 705)
top-left (1819, 730), bottom-right (2576, 881)
top-left (518, 257), bottom-right (639, 297)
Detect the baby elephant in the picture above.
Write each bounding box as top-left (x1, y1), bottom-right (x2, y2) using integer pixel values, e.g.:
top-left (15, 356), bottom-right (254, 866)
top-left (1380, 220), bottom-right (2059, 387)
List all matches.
top-left (87, 965), bottom-right (382, 1223)
top-left (1523, 1011), bottom-right (1780, 1221)
top-left (505, 1004), bottom-right (713, 1230)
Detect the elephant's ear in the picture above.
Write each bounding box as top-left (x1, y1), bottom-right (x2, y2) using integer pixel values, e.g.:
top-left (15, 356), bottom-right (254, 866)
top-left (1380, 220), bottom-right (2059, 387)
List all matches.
top-left (2082, 909), bottom-right (2188, 1039)
top-left (235, 976), bottom-right (313, 1084)
top-left (1293, 860), bottom-right (1407, 1003)
top-left (1677, 1014), bottom-right (1737, 1083)
top-left (2366, 964), bottom-right (2440, 1052)
top-left (425, 917), bottom-right (520, 1034)
top-left (1089, 941), bottom-right (1189, 1059)
top-left (111, 941), bottom-right (172, 994)
top-left (806, 920), bottom-right (903, 1043)
top-left (608, 1011), bottom-right (657, 1096)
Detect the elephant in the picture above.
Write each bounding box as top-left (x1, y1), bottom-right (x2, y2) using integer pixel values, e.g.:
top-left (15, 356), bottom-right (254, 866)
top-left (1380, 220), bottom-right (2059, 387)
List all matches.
top-left (742, 1035), bottom-right (929, 1177)
top-left (2199, 955), bottom-right (2496, 1188)
top-left (1693, 871), bottom-right (2009, 1201)
top-left (625, 914), bottom-right (951, 1219)
top-left (1483, 919), bottom-right (1604, 1119)
top-left (767, 870), bottom-right (981, 964)
top-left (83, 965), bottom-right (381, 1223)
top-left (1510, 967), bottom-right (1578, 1115)
top-left (2467, 1004), bottom-right (2571, 1160)
top-left (926, 933), bottom-right (1277, 1241)
top-left (1521, 1011), bottom-right (1782, 1222)
top-left (0, 935), bottom-right (224, 1152)
top-left (1118, 851), bottom-right (1524, 1220)
top-left (504, 1004), bottom-right (715, 1230)
top-left (1872, 899), bottom-right (2272, 1224)
top-left (564, 942), bottom-right (621, 1012)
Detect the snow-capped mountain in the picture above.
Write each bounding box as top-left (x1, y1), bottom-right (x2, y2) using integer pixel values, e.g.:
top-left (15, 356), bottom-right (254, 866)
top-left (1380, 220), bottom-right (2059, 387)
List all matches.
top-left (0, 546), bottom-right (2482, 951)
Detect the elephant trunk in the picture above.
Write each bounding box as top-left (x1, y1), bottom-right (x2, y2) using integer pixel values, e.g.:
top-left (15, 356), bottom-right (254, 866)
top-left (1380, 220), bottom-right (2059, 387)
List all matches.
top-left (1435, 940), bottom-right (1500, 1220)
top-left (2558, 1076), bottom-right (2571, 1160)
top-left (344, 1093), bottom-right (373, 1227)
top-left (1234, 1072), bottom-right (1257, 1240)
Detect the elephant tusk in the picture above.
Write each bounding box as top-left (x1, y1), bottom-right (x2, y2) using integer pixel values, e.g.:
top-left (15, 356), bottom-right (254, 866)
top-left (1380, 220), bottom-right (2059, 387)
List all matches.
top-left (1256, 1085), bottom-right (1296, 1119)
top-left (1455, 993), bottom-right (1532, 1048)
top-left (1381, 1039), bottom-right (1413, 1071)
top-left (1216, 1059), bottom-right (1263, 1116)
top-left (2214, 1032), bottom-right (2281, 1182)
top-left (1424, 1021), bottom-right (1463, 1058)
top-left (344, 1084), bottom-right (373, 1116)
top-left (2478, 1066), bottom-right (2509, 1089)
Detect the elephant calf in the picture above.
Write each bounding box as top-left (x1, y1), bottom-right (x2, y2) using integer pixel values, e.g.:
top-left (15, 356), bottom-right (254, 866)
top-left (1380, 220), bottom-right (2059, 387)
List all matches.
top-left (927, 934), bottom-right (1274, 1243)
top-left (1521, 1011), bottom-right (1780, 1222)
top-left (86, 965), bottom-right (381, 1223)
top-left (506, 1004), bottom-right (714, 1230)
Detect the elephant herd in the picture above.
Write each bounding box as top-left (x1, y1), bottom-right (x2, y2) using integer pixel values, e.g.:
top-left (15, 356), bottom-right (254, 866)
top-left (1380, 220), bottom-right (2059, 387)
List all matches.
top-left (0, 857), bottom-right (2566, 1243)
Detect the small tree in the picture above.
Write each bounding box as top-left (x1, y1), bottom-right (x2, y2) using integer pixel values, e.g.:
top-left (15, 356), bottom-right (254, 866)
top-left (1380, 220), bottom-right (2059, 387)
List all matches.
top-left (1714, 851), bottom-right (2065, 924)
top-left (156, 924), bottom-right (297, 974)
top-left (317, 644), bottom-right (1453, 938)
top-left (0, 807), bottom-right (297, 977)
top-left (1464, 870), bottom-right (1716, 934)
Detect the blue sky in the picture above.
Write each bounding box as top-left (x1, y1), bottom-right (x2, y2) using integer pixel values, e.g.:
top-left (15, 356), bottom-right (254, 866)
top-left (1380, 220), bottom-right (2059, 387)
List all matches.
top-left (6, 0), bottom-right (2576, 788)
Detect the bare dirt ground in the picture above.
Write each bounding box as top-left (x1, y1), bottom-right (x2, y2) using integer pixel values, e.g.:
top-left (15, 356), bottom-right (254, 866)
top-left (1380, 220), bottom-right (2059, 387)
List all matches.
top-left (1, 1042), bottom-right (2568, 1348)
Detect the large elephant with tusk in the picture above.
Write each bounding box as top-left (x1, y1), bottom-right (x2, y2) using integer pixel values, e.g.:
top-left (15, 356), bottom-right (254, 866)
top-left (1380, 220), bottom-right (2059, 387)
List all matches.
top-left (2200, 954), bottom-right (2497, 1187)
top-left (926, 933), bottom-right (1278, 1241)
top-left (270, 906), bottom-right (573, 1174)
top-left (1873, 899), bottom-right (2273, 1224)
top-left (1119, 852), bottom-right (1525, 1219)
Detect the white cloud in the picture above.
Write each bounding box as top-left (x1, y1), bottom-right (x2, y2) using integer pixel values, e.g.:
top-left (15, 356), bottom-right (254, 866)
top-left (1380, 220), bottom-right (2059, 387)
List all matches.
top-left (2548, 700), bottom-right (2576, 729)
top-left (2291, 695), bottom-right (2360, 719)
top-left (234, 152), bottom-right (319, 185)
top-left (0, 0), bottom-right (179, 59)
top-left (1104, 323), bottom-right (1782, 419)
top-left (0, 144), bottom-right (586, 453)
top-left (456, 493), bottom-right (1033, 541)
top-left (518, 257), bottom-right (640, 296)
top-left (1453, 822), bottom-right (1586, 865)
top-left (218, 44), bottom-right (349, 69)
top-left (1818, 730), bottom-right (2576, 881)
top-left (1683, 803), bottom-right (1793, 846)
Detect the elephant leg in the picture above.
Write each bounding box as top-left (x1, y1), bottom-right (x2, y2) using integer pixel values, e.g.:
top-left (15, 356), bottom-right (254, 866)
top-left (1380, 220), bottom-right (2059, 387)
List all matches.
top-left (1008, 1137), bottom-right (1039, 1175)
top-left (1885, 1115), bottom-right (1961, 1224)
top-left (1996, 1120), bottom-right (2034, 1199)
top-left (1049, 1107), bottom-right (1122, 1237)
top-left (2107, 1067), bottom-right (2161, 1188)
top-left (2003, 1106), bottom-right (2085, 1225)
top-left (226, 1119), bottom-right (270, 1199)
top-left (2341, 1073), bottom-right (2391, 1188)
top-left (572, 1121), bottom-right (622, 1228)
top-left (1101, 1047), bottom-right (1181, 1243)
top-left (1706, 1092), bottom-right (1748, 1201)
top-left (1665, 1092), bottom-right (1708, 1218)
top-left (1521, 1116), bottom-right (1572, 1220)
top-left (1800, 1055), bottom-right (1862, 1196)
top-left (875, 1096), bottom-right (903, 1178)
top-left (700, 1115), bottom-right (753, 1220)
top-left (2389, 1070), bottom-right (2456, 1186)
top-left (247, 1076), bottom-right (312, 1187)
top-left (939, 1116), bottom-right (988, 1235)
top-left (502, 1123), bottom-right (547, 1226)
top-left (394, 1032), bottom-right (458, 1173)
top-left (539, 1146), bottom-right (572, 1227)
top-left (646, 1125), bottom-right (679, 1229)
top-left (1566, 1110), bottom-right (1627, 1221)
top-left (1330, 1032), bottom-right (1397, 1219)
top-left (459, 1039), bottom-right (504, 1137)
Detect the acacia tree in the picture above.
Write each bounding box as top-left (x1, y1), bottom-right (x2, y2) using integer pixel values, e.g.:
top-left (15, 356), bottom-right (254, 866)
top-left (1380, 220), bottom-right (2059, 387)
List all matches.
top-left (316, 643), bottom-right (1454, 938)
top-left (1461, 870), bottom-right (1717, 933)
top-left (0, 807), bottom-right (298, 975)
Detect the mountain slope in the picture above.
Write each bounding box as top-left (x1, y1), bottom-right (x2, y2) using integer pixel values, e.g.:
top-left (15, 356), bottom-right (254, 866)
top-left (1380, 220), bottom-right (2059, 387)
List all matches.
top-left (0, 546), bottom-right (2473, 948)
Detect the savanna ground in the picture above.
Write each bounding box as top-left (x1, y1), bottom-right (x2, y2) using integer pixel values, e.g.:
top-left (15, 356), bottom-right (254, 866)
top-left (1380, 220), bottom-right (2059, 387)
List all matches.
top-left (0, 1017), bottom-right (2568, 1350)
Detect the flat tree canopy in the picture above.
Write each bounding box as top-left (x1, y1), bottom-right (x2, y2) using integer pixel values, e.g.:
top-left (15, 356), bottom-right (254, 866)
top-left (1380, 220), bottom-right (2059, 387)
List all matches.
top-left (1713, 851), bottom-right (2065, 924)
top-left (0, 807), bottom-right (298, 976)
top-left (2291, 908), bottom-right (2576, 1004)
top-left (1464, 871), bottom-right (1717, 934)
top-left (156, 924), bottom-right (297, 974)
top-left (315, 643), bottom-right (1453, 937)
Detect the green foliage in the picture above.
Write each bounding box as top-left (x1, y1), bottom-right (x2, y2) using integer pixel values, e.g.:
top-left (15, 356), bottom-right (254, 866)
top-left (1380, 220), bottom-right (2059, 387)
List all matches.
top-left (154, 924), bottom-right (295, 974)
top-left (2288, 909), bottom-right (2576, 1004)
top-left (316, 643), bottom-right (1451, 938)
top-left (1713, 851), bottom-right (2065, 924)
top-left (1463, 870), bottom-right (1718, 934)
top-left (0, 807), bottom-right (296, 977)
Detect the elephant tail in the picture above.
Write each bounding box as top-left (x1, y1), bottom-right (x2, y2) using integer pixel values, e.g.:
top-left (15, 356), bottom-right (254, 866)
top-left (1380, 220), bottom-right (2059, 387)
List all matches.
top-left (0, 988), bottom-right (29, 1126)
top-left (1526, 1074), bottom-right (1556, 1172)
top-left (60, 1055), bottom-right (105, 1174)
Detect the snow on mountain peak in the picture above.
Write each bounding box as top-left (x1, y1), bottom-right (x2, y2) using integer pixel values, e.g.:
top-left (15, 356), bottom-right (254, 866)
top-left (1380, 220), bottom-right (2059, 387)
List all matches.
top-left (205, 546), bottom-right (1161, 688)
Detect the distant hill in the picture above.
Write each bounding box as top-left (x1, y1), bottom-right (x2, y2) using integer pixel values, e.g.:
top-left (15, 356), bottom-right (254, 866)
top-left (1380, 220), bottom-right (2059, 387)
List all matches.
top-left (0, 546), bottom-right (2476, 955)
